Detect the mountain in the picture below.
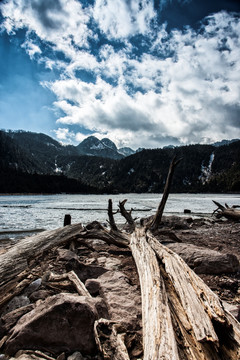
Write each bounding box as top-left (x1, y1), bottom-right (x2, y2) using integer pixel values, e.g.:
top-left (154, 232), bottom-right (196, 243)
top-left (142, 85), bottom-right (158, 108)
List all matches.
top-left (0, 130), bottom-right (43, 174)
top-left (76, 136), bottom-right (124, 159)
top-left (0, 131), bottom-right (97, 194)
top-left (1, 130), bottom-right (239, 193)
top-left (109, 142), bottom-right (240, 193)
top-left (7, 130), bottom-right (78, 174)
top-left (118, 147), bottom-right (136, 157)
top-left (212, 139), bottom-right (239, 147)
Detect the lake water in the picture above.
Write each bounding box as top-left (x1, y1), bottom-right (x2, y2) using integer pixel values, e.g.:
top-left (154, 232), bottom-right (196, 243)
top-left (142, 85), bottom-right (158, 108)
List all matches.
top-left (0, 193), bottom-right (239, 240)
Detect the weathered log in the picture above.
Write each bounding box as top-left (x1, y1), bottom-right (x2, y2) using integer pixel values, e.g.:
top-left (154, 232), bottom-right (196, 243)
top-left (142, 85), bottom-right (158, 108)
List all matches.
top-left (63, 214), bottom-right (71, 226)
top-left (150, 156), bottom-right (181, 231)
top-left (0, 224), bottom-right (83, 287)
top-left (213, 200), bottom-right (240, 221)
top-left (107, 199), bottom-right (119, 232)
top-left (94, 319), bottom-right (130, 360)
top-left (130, 229), bottom-right (240, 359)
top-left (130, 228), bottom-right (179, 359)
top-left (118, 199), bottom-right (135, 232)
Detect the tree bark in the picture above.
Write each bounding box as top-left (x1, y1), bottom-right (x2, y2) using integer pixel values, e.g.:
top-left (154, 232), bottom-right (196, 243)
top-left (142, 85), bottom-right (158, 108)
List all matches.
top-left (130, 228), bottom-right (179, 360)
top-left (130, 229), bottom-right (240, 359)
top-left (150, 157), bottom-right (181, 231)
top-left (0, 224), bottom-right (83, 287)
top-left (213, 200), bottom-right (240, 221)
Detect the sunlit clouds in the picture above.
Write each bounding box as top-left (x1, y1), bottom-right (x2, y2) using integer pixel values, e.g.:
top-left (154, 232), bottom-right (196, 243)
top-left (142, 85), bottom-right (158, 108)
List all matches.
top-left (0, 0), bottom-right (239, 148)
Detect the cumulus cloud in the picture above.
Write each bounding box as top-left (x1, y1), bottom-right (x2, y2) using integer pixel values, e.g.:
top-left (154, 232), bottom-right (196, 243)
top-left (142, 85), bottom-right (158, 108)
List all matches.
top-left (0, 0), bottom-right (239, 149)
top-left (49, 11), bottom-right (240, 148)
top-left (21, 37), bottom-right (42, 59)
top-left (93, 0), bottom-right (156, 39)
top-left (53, 127), bottom-right (76, 142)
top-left (0, 0), bottom-right (92, 60)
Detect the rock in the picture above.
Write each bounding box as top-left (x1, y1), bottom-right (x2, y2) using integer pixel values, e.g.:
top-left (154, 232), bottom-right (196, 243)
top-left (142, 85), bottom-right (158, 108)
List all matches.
top-left (222, 301), bottom-right (240, 320)
top-left (2, 295), bottom-right (30, 317)
top-left (0, 304), bottom-right (34, 334)
top-left (57, 249), bottom-right (79, 263)
top-left (29, 290), bottom-right (53, 302)
top-left (24, 279), bottom-right (42, 296)
top-left (94, 271), bottom-right (141, 325)
top-left (4, 293), bottom-right (99, 357)
top-left (0, 354), bottom-right (7, 360)
top-left (96, 256), bottom-right (122, 270)
top-left (73, 263), bottom-right (107, 283)
top-left (161, 216), bottom-right (191, 230)
top-left (67, 352), bottom-right (84, 360)
top-left (85, 280), bottom-right (100, 297)
top-left (10, 352), bottom-right (45, 360)
top-left (167, 243), bottom-right (239, 274)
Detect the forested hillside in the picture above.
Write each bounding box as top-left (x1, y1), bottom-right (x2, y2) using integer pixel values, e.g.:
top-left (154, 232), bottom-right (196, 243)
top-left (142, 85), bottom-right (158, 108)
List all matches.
top-left (1, 130), bottom-right (239, 193)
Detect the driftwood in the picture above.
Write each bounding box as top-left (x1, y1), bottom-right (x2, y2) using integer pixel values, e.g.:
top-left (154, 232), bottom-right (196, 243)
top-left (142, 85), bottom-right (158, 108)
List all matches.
top-left (213, 200), bottom-right (240, 221)
top-left (1, 158), bottom-right (240, 359)
top-left (94, 319), bottom-right (131, 360)
top-left (0, 224), bottom-right (83, 288)
top-left (149, 156), bottom-right (181, 231)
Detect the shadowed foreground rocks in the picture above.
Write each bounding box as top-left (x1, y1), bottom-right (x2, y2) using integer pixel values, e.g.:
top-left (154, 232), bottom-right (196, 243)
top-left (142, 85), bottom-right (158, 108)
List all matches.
top-left (167, 242), bottom-right (239, 274)
top-left (5, 294), bottom-right (99, 356)
top-left (0, 213), bottom-right (239, 359)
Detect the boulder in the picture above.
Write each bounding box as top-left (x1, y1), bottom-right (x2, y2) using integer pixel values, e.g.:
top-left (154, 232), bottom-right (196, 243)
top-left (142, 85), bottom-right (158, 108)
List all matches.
top-left (167, 243), bottom-right (239, 274)
top-left (91, 271), bottom-right (141, 325)
top-left (0, 304), bottom-right (34, 335)
top-left (1, 295), bottom-right (30, 317)
top-left (4, 293), bottom-right (99, 357)
top-left (67, 352), bottom-right (84, 360)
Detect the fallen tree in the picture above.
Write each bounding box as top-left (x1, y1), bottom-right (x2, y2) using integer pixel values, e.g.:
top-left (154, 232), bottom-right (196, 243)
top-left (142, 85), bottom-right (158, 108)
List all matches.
top-left (213, 200), bottom-right (240, 221)
top-left (1, 159), bottom-right (240, 359)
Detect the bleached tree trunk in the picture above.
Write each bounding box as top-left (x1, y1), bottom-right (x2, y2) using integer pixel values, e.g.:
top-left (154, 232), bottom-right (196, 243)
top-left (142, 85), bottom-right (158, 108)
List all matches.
top-left (1, 157), bottom-right (240, 359)
top-left (213, 200), bottom-right (240, 221)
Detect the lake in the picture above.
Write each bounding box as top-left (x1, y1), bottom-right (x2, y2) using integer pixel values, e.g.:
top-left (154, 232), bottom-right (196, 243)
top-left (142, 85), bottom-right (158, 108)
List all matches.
top-left (0, 193), bottom-right (239, 240)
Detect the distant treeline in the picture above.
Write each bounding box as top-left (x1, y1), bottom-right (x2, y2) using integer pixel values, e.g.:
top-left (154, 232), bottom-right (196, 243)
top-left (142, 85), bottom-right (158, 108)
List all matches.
top-left (0, 130), bottom-right (240, 194)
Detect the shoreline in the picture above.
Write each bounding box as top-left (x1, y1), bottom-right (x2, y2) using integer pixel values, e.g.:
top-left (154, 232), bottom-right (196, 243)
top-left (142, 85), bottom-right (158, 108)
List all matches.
top-left (0, 191), bottom-right (240, 196)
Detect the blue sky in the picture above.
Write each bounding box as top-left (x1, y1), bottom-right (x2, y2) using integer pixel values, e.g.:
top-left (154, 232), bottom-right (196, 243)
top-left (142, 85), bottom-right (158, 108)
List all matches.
top-left (0, 0), bottom-right (239, 149)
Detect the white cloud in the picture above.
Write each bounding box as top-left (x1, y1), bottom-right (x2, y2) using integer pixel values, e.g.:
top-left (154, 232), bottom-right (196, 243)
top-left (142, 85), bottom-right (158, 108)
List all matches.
top-left (21, 37), bottom-right (42, 59)
top-left (93, 0), bottom-right (156, 39)
top-left (46, 11), bottom-right (240, 148)
top-left (53, 127), bottom-right (76, 142)
top-left (1, 0), bottom-right (239, 149)
top-left (0, 0), bottom-right (92, 60)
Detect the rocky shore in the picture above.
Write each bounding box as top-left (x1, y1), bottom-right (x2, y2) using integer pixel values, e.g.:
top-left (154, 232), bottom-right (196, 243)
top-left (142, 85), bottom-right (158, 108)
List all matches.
top-left (0, 213), bottom-right (239, 360)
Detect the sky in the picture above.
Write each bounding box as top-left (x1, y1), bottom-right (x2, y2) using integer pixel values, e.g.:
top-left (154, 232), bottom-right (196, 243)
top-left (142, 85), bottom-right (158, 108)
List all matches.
top-left (0, 0), bottom-right (240, 149)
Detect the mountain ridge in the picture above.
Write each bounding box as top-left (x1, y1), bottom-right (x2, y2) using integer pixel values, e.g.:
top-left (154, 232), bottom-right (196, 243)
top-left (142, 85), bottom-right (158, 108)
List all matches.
top-left (1, 130), bottom-right (240, 193)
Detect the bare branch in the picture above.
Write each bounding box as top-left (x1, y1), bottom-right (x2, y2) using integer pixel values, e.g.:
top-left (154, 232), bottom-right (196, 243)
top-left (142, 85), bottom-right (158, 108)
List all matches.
top-left (212, 201), bottom-right (240, 221)
top-left (108, 199), bottom-right (119, 232)
top-left (150, 156), bottom-right (181, 231)
top-left (118, 200), bottom-right (135, 232)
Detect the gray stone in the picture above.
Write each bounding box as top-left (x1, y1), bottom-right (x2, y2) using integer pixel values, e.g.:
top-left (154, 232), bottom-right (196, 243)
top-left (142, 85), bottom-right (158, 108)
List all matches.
top-left (29, 290), bottom-right (52, 302)
top-left (0, 304), bottom-right (34, 334)
top-left (85, 279), bottom-right (100, 296)
top-left (96, 271), bottom-right (141, 325)
top-left (67, 351), bottom-right (84, 360)
top-left (2, 295), bottom-right (30, 317)
top-left (4, 293), bottom-right (99, 357)
top-left (24, 278), bottom-right (42, 296)
top-left (167, 243), bottom-right (239, 274)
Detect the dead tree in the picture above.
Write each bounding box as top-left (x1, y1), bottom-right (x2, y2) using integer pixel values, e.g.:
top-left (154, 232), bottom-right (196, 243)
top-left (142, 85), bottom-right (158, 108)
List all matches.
top-left (1, 158), bottom-right (240, 359)
top-left (213, 200), bottom-right (240, 221)
top-left (149, 156), bottom-right (181, 231)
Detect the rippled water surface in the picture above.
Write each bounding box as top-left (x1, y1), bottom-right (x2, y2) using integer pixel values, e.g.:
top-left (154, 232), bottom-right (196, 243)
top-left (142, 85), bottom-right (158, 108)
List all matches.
top-left (0, 193), bottom-right (239, 239)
